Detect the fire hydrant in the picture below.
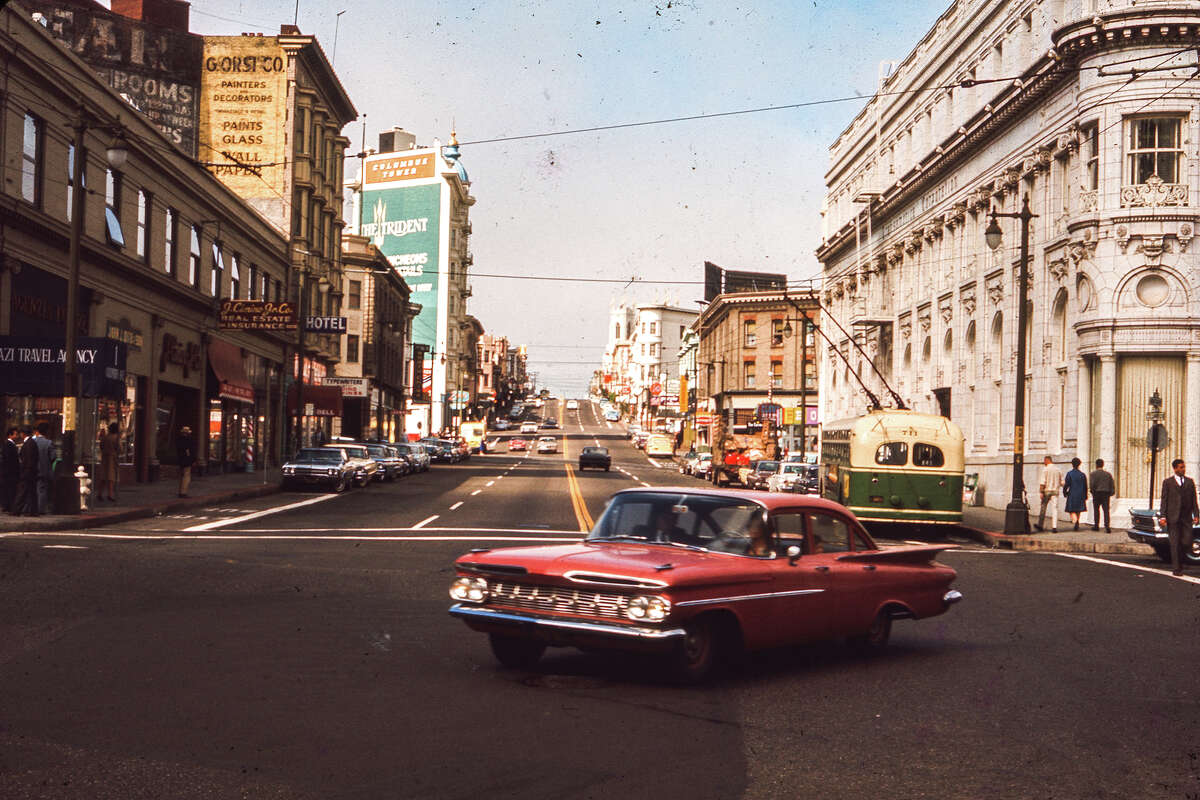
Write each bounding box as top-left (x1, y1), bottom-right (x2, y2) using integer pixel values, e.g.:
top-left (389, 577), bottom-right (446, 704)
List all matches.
top-left (76, 465), bottom-right (92, 511)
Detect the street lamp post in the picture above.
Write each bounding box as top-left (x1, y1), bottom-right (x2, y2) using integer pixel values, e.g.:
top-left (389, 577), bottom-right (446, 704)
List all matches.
top-left (782, 312), bottom-right (811, 460)
top-left (985, 194), bottom-right (1037, 536)
top-left (1147, 388), bottom-right (1165, 507)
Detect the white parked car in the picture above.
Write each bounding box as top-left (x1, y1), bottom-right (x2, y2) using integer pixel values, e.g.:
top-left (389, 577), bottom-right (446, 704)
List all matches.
top-left (767, 462), bottom-right (807, 493)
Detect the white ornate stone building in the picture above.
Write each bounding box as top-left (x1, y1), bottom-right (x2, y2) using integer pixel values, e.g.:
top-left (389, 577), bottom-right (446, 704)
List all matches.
top-left (816, 0), bottom-right (1200, 510)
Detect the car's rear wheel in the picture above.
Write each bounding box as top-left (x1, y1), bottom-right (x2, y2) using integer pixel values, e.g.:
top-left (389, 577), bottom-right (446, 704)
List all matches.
top-left (668, 619), bottom-right (717, 684)
top-left (333, 475), bottom-right (347, 493)
top-left (850, 610), bottom-right (893, 652)
top-left (488, 634), bottom-right (545, 669)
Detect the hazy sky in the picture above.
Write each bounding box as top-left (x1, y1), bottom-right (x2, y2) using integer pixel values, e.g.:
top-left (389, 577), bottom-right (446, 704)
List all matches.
top-left (179, 0), bottom-right (949, 396)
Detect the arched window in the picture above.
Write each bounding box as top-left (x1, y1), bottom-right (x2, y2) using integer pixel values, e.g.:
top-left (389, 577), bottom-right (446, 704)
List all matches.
top-left (614, 323), bottom-right (621, 340)
top-left (990, 312), bottom-right (1003, 366)
top-left (922, 337), bottom-right (932, 363)
top-left (1051, 289), bottom-right (1068, 363)
top-left (943, 329), bottom-right (953, 358)
top-left (965, 321), bottom-right (976, 355)
top-left (902, 343), bottom-right (912, 370)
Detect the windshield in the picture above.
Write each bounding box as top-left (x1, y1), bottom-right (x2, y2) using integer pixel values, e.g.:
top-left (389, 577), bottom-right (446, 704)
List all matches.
top-left (339, 446), bottom-right (367, 457)
top-left (588, 492), bottom-right (769, 555)
top-left (294, 449), bottom-right (342, 464)
top-left (782, 463), bottom-right (803, 475)
top-left (757, 461), bottom-right (779, 472)
top-left (365, 445), bottom-right (389, 457)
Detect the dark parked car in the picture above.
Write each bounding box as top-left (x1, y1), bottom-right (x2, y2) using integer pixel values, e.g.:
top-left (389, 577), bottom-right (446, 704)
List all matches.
top-left (420, 438), bottom-right (458, 463)
top-left (393, 442), bottom-right (431, 472)
top-left (323, 444), bottom-right (378, 486)
top-left (745, 460), bottom-right (780, 491)
top-left (578, 446), bottom-right (611, 471)
top-left (281, 448), bottom-right (356, 492)
top-left (364, 443), bottom-right (407, 480)
top-left (1127, 508), bottom-right (1200, 565)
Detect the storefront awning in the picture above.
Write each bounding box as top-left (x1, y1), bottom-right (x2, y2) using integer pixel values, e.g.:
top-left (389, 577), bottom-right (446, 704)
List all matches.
top-left (208, 339), bottom-right (254, 403)
top-left (288, 383), bottom-right (343, 417)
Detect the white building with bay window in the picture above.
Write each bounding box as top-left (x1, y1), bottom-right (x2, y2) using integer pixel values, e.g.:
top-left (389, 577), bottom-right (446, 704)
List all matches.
top-left (816, 0), bottom-right (1200, 512)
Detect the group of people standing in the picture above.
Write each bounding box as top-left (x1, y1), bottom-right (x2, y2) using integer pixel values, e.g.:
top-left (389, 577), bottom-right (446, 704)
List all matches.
top-left (1, 424), bottom-right (54, 516)
top-left (1035, 456), bottom-right (1116, 533)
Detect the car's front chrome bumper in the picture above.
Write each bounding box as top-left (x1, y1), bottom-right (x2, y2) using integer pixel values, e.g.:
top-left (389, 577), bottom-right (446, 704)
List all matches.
top-left (449, 604), bottom-right (686, 650)
top-left (943, 590), bottom-right (963, 606)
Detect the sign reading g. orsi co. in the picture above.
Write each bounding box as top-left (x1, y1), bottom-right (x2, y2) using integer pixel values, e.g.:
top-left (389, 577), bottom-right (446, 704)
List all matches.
top-left (304, 316), bottom-right (348, 333)
top-left (218, 300), bottom-right (297, 330)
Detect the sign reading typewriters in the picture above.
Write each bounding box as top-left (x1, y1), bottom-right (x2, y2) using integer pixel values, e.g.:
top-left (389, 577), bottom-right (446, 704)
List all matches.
top-left (304, 316), bottom-right (348, 334)
top-left (321, 376), bottom-right (367, 397)
top-left (218, 300), bottom-right (297, 330)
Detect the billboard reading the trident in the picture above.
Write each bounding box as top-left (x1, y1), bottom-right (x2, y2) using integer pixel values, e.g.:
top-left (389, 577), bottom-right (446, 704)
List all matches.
top-left (360, 183), bottom-right (442, 348)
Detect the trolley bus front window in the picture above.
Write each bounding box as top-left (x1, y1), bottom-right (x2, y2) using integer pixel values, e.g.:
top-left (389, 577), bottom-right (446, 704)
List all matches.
top-left (875, 442), bottom-right (908, 466)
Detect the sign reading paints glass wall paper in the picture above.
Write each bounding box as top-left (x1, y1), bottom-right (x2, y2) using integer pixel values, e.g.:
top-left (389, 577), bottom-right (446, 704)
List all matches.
top-left (359, 180), bottom-right (442, 349)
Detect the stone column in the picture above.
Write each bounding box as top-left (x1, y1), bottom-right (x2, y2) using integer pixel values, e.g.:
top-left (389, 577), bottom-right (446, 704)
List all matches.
top-left (1099, 354), bottom-right (1117, 481)
top-left (1076, 356), bottom-right (1091, 467)
top-left (1186, 353), bottom-right (1200, 470)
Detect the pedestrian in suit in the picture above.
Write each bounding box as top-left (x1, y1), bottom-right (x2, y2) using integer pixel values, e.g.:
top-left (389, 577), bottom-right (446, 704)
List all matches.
top-left (1089, 459), bottom-right (1115, 532)
top-left (1035, 455), bottom-right (1063, 532)
top-left (1, 427), bottom-right (20, 512)
top-left (33, 422), bottom-right (54, 514)
top-left (1157, 458), bottom-right (1198, 576)
top-left (11, 426), bottom-right (38, 516)
top-left (1063, 457), bottom-right (1088, 531)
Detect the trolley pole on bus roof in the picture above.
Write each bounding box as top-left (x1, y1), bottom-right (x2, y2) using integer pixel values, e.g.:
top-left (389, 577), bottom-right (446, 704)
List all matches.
top-left (986, 196), bottom-right (1036, 536)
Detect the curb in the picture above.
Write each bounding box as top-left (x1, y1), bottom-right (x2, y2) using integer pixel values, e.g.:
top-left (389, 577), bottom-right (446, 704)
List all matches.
top-left (0, 482), bottom-right (281, 533)
top-left (956, 523), bottom-right (1154, 556)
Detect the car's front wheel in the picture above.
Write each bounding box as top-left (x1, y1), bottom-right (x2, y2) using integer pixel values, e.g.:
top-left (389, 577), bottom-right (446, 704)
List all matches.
top-left (333, 475), bottom-right (347, 493)
top-left (488, 634), bottom-right (545, 669)
top-left (668, 619), bottom-right (717, 684)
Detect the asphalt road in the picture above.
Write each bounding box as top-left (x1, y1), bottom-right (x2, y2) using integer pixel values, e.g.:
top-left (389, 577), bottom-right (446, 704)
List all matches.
top-left (2, 399), bottom-right (1198, 799)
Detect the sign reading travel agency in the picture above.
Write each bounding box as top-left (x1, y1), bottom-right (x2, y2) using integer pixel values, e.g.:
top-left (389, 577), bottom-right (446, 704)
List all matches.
top-left (360, 162), bottom-right (441, 350)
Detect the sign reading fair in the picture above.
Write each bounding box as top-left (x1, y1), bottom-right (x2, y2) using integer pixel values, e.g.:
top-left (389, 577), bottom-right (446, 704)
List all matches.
top-left (360, 179), bottom-right (441, 349)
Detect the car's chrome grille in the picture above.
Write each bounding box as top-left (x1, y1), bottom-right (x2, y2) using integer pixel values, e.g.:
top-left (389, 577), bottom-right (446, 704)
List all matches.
top-left (1130, 512), bottom-right (1158, 533)
top-left (490, 581), bottom-right (630, 619)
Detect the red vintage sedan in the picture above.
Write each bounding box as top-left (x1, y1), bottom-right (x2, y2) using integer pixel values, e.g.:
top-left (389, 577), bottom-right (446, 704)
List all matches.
top-left (507, 437), bottom-right (528, 452)
top-left (449, 487), bottom-right (962, 682)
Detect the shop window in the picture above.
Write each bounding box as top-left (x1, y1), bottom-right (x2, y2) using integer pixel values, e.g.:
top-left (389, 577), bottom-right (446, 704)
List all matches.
top-left (1126, 116), bottom-right (1183, 185)
top-left (189, 225), bottom-right (201, 288)
top-left (164, 207), bottom-right (177, 276)
top-left (105, 169), bottom-right (124, 248)
top-left (770, 361), bottom-right (783, 389)
top-left (230, 253), bottom-right (241, 299)
top-left (349, 280), bottom-right (362, 309)
top-left (136, 189), bottom-right (150, 260)
top-left (744, 360), bottom-right (756, 388)
top-left (347, 334), bottom-right (360, 363)
top-left (22, 112), bottom-right (42, 206)
top-left (744, 320), bottom-right (757, 347)
top-left (211, 243), bottom-right (224, 298)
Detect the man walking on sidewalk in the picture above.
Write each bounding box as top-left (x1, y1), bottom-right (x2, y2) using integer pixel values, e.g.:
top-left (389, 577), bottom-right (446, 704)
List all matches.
top-left (176, 426), bottom-right (196, 497)
top-left (1035, 455), bottom-right (1062, 532)
top-left (1157, 458), bottom-right (1197, 576)
top-left (1, 427), bottom-right (20, 512)
top-left (11, 427), bottom-right (38, 516)
top-left (1089, 459), bottom-right (1115, 532)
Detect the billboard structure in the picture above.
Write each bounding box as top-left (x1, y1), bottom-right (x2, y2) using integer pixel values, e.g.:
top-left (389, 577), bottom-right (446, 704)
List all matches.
top-left (26, 0), bottom-right (202, 155)
top-left (703, 261), bottom-right (787, 300)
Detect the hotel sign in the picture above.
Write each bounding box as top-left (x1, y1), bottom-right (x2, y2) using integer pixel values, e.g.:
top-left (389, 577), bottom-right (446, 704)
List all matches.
top-left (218, 300), bottom-right (297, 330)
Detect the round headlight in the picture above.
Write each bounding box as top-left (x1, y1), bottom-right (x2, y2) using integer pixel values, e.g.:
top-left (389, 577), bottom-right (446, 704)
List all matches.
top-left (283, 466), bottom-right (294, 475)
top-left (626, 595), bottom-right (670, 622)
top-left (449, 576), bottom-right (489, 603)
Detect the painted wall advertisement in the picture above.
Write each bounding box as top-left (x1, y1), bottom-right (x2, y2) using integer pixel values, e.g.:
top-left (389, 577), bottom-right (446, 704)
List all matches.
top-left (359, 182), bottom-right (442, 349)
top-left (27, 0), bottom-right (203, 155)
top-left (198, 37), bottom-right (289, 207)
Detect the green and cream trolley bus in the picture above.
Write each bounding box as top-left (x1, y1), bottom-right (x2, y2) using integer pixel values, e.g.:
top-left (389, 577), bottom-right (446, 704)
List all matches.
top-left (821, 409), bottom-right (965, 526)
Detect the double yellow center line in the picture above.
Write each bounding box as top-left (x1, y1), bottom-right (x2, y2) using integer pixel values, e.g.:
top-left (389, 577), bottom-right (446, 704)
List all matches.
top-left (560, 435), bottom-right (594, 532)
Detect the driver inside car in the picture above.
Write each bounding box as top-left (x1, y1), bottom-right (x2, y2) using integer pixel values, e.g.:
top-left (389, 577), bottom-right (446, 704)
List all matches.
top-left (652, 509), bottom-right (687, 542)
top-left (745, 516), bottom-right (774, 557)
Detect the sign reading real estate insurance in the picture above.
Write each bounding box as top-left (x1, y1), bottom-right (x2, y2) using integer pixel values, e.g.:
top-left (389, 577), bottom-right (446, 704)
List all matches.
top-left (218, 300), bottom-right (297, 330)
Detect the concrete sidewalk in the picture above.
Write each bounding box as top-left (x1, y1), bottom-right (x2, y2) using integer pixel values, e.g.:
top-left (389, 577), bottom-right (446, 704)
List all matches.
top-left (0, 468), bottom-right (282, 533)
top-left (959, 503), bottom-right (1154, 557)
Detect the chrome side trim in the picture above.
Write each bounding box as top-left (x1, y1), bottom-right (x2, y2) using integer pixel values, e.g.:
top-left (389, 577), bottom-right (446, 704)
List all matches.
top-left (675, 588), bottom-right (824, 607)
top-left (943, 589), bottom-right (963, 605)
top-left (562, 570), bottom-right (668, 589)
top-left (449, 604), bottom-right (686, 640)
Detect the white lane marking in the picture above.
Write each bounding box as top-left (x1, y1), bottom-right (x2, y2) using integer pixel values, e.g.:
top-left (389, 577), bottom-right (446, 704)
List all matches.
top-left (222, 526), bottom-right (582, 534)
top-left (646, 458), bottom-right (664, 469)
top-left (412, 515), bottom-right (439, 529)
top-left (1051, 552), bottom-right (1200, 584)
top-left (639, 481), bottom-right (652, 487)
top-left (449, 501), bottom-right (464, 510)
top-left (497, 475), bottom-right (505, 480)
top-left (183, 492), bottom-right (342, 532)
top-left (7, 532), bottom-right (581, 543)
top-left (486, 481), bottom-right (495, 487)
top-left (940, 549), bottom-right (1020, 554)
top-left (470, 489), bottom-right (482, 496)
top-left (42, 544), bottom-right (88, 549)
